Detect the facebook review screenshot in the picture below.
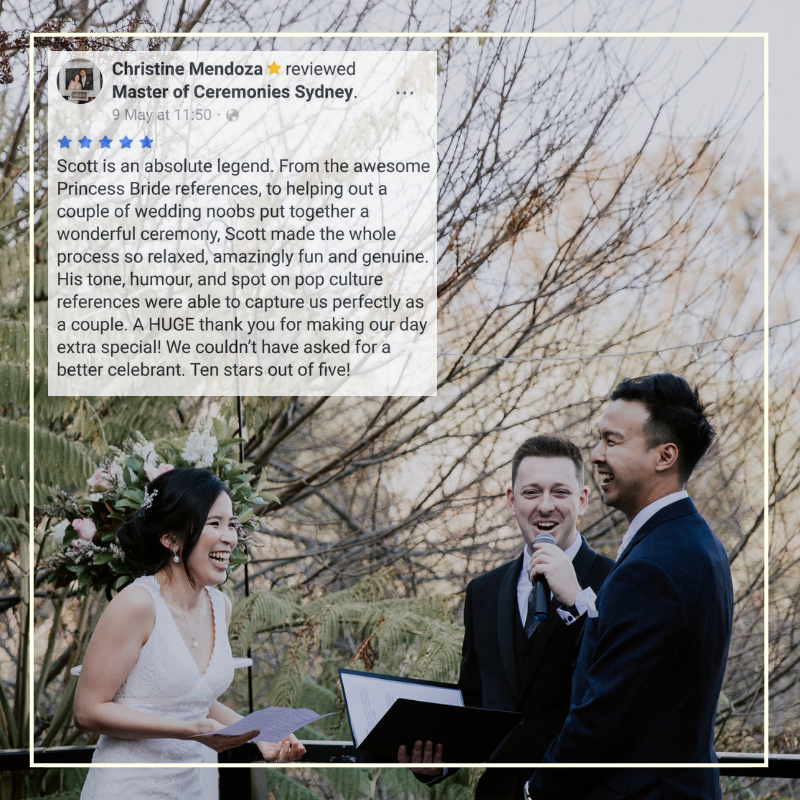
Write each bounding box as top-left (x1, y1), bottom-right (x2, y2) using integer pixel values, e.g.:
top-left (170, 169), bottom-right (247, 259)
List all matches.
top-left (47, 50), bottom-right (437, 397)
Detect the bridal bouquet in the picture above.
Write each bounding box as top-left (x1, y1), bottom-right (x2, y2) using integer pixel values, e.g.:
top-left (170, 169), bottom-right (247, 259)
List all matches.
top-left (37, 418), bottom-right (277, 597)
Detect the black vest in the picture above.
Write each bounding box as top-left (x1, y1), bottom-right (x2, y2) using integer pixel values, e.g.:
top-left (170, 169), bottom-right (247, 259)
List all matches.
top-left (512, 591), bottom-right (543, 695)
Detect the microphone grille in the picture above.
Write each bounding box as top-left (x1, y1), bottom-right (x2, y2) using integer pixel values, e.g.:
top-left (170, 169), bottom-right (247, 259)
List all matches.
top-left (533, 532), bottom-right (556, 546)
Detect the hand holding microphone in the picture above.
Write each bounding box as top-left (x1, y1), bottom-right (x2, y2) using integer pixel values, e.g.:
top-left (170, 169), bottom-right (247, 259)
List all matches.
top-left (528, 534), bottom-right (582, 608)
top-left (529, 532), bottom-right (556, 621)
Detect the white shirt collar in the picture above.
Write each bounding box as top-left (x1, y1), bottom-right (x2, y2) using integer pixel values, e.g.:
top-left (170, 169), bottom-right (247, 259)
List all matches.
top-left (616, 490), bottom-right (689, 560)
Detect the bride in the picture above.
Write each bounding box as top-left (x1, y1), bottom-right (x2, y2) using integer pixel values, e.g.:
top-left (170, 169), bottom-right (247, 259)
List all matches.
top-left (74, 468), bottom-right (305, 799)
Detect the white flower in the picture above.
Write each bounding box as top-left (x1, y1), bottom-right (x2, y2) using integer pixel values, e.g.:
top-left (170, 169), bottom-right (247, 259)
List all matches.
top-left (133, 440), bottom-right (157, 466)
top-left (181, 431), bottom-right (218, 469)
top-left (51, 520), bottom-right (69, 547)
top-left (89, 493), bottom-right (103, 502)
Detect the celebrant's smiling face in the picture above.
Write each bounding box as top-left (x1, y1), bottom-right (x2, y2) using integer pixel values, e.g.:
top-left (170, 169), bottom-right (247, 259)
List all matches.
top-left (507, 456), bottom-right (588, 550)
top-left (186, 492), bottom-right (236, 586)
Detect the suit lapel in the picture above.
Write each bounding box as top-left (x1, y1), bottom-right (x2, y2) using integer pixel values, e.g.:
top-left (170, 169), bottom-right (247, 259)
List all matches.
top-left (518, 538), bottom-right (597, 698)
top-left (497, 555), bottom-right (522, 698)
top-left (571, 537), bottom-right (598, 586)
top-left (608, 497), bottom-right (698, 576)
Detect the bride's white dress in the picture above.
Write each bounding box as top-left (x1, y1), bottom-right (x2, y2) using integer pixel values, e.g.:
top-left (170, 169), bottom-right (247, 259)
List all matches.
top-left (80, 575), bottom-right (235, 800)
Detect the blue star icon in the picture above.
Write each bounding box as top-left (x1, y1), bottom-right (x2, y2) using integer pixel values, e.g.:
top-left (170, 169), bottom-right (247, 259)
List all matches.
top-left (79, 136), bottom-right (92, 148)
top-left (99, 135), bottom-right (112, 148)
top-left (140, 135), bottom-right (153, 148)
top-left (58, 136), bottom-right (71, 148)
top-left (120, 136), bottom-right (133, 148)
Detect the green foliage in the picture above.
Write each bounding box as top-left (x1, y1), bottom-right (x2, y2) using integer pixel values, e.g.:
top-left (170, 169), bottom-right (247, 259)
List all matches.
top-left (0, 417), bottom-right (30, 481)
top-left (263, 769), bottom-right (324, 800)
top-left (15, 767), bottom-right (88, 800)
top-left (0, 361), bottom-right (28, 408)
top-left (228, 569), bottom-right (464, 743)
top-left (0, 478), bottom-right (31, 509)
top-left (323, 767), bottom-right (373, 799)
top-left (228, 586), bottom-right (302, 657)
top-left (33, 426), bottom-right (95, 488)
top-left (0, 516), bottom-right (27, 549)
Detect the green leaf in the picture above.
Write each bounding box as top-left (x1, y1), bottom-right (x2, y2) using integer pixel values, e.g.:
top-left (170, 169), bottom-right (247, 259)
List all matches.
top-left (125, 454), bottom-right (144, 472)
top-left (236, 507), bottom-right (254, 524)
top-left (211, 417), bottom-right (228, 443)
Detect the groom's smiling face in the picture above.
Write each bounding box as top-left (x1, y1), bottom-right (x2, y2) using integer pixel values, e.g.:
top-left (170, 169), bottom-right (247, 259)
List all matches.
top-left (591, 399), bottom-right (655, 520)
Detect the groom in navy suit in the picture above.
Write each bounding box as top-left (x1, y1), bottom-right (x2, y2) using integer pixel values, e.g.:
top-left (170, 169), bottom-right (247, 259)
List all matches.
top-left (525, 373), bottom-right (734, 800)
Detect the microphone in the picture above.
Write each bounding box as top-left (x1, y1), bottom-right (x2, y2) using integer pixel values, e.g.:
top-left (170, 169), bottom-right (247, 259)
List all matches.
top-left (531, 532), bottom-right (556, 621)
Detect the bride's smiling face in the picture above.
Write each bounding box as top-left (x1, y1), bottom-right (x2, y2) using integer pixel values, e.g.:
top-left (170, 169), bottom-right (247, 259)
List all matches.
top-left (185, 492), bottom-right (237, 586)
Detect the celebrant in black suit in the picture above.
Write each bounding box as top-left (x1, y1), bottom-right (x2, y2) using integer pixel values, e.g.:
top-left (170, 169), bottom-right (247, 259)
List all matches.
top-left (400, 434), bottom-right (613, 799)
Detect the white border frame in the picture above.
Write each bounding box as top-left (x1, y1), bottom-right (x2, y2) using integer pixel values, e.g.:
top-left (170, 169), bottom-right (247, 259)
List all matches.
top-left (28, 30), bottom-right (769, 773)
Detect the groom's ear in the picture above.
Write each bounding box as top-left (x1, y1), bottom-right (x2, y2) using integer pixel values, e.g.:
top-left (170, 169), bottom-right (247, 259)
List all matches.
top-left (653, 442), bottom-right (679, 473)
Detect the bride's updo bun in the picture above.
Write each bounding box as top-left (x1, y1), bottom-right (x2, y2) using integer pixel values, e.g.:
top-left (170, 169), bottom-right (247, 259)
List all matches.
top-left (117, 468), bottom-right (230, 585)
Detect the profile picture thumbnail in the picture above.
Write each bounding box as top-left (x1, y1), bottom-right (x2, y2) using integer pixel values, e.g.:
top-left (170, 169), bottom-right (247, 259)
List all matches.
top-left (58, 59), bottom-right (103, 105)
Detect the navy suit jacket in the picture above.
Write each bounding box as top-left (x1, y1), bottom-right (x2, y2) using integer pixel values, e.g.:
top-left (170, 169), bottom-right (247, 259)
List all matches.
top-left (527, 498), bottom-right (734, 800)
top-left (451, 537), bottom-right (613, 799)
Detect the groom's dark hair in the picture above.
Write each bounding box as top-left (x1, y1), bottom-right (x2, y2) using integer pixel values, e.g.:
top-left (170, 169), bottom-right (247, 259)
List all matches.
top-left (611, 373), bottom-right (715, 483)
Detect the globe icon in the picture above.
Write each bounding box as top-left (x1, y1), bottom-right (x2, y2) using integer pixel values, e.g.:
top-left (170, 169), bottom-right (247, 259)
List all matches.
top-left (226, 109), bottom-right (239, 122)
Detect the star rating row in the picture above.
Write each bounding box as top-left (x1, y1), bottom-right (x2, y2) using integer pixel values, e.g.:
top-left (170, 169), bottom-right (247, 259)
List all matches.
top-left (58, 135), bottom-right (153, 149)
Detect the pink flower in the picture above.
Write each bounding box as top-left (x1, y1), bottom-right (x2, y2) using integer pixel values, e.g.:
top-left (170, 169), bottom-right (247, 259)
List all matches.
top-left (87, 462), bottom-right (124, 492)
top-left (72, 518), bottom-right (97, 540)
top-left (144, 462), bottom-right (174, 481)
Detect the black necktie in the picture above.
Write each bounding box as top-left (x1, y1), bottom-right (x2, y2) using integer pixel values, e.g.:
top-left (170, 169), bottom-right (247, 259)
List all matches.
top-left (525, 587), bottom-right (540, 638)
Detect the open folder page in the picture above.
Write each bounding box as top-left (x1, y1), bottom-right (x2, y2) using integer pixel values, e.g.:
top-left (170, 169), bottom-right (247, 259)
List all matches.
top-left (339, 669), bottom-right (464, 747)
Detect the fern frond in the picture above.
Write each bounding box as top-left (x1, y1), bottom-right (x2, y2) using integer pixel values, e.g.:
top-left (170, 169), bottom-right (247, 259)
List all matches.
top-left (0, 361), bottom-right (29, 408)
top-left (297, 677), bottom-right (339, 715)
top-left (323, 766), bottom-right (372, 800)
top-left (0, 478), bottom-right (29, 510)
top-left (0, 319), bottom-right (30, 361)
top-left (228, 587), bottom-right (302, 656)
top-left (32, 426), bottom-right (95, 488)
top-left (405, 620), bottom-right (464, 685)
top-left (266, 637), bottom-right (310, 708)
top-left (0, 417), bottom-right (28, 480)
top-left (0, 516), bottom-right (27, 547)
top-left (263, 769), bottom-right (321, 800)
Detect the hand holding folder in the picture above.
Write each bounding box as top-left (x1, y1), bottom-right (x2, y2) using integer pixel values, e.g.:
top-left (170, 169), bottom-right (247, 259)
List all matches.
top-left (339, 668), bottom-right (523, 763)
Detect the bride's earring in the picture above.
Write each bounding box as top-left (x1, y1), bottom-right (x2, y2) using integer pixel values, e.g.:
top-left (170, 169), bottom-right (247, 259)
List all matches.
top-left (173, 551), bottom-right (180, 563)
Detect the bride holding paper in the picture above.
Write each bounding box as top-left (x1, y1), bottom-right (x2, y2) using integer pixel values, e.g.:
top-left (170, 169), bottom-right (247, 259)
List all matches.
top-left (74, 468), bottom-right (305, 800)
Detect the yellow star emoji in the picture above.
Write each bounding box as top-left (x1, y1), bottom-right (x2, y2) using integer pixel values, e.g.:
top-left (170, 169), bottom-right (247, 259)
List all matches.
top-left (268, 62), bottom-right (281, 75)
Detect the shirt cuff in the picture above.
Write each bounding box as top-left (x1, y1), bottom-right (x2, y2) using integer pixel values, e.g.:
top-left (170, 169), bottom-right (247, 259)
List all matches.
top-left (556, 587), bottom-right (598, 625)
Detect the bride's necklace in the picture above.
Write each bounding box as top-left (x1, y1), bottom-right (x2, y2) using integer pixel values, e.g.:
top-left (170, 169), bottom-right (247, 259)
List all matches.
top-left (168, 586), bottom-right (202, 649)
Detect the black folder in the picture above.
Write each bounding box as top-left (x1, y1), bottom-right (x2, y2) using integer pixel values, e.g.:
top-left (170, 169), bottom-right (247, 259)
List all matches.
top-left (339, 669), bottom-right (523, 762)
top-left (359, 698), bottom-right (523, 762)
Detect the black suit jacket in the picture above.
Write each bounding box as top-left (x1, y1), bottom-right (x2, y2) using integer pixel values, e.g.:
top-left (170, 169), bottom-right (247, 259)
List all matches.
top-left (457, 537), bottom-right (613, 799)
top-left (527, 498), bottom-right (734, 800)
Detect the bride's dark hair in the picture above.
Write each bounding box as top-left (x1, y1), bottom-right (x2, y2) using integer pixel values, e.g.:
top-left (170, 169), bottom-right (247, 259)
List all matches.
top-left (117, 468), bottom-right (231, 586)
